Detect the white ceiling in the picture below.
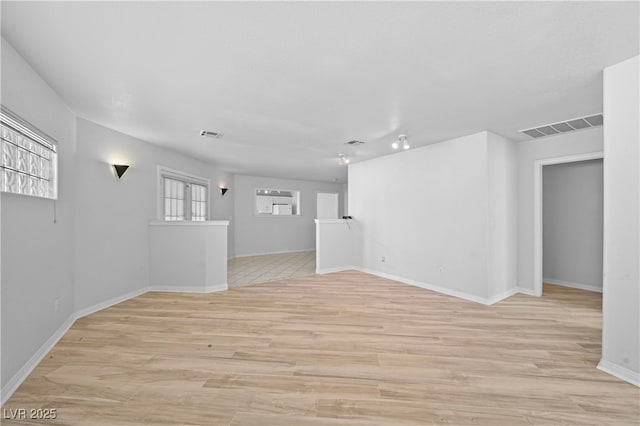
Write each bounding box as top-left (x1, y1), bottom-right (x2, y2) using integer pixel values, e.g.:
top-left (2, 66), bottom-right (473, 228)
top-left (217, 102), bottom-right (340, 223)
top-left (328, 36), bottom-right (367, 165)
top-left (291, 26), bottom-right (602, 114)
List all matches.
top-left (1, 2), bottom-right (638, 182)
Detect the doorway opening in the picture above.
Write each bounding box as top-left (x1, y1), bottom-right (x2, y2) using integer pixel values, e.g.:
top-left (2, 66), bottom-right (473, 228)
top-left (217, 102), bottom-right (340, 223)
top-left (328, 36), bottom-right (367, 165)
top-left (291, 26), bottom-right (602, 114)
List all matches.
top-left (534, 152), bottom-right (604, 296)
top-left (542, 158), bottom-right (604, 294)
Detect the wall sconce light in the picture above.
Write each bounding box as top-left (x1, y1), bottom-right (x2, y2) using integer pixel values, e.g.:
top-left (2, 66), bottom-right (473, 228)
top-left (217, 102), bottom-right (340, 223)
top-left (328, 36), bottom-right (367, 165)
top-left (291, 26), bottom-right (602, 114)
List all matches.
top-left (112, 164), bottom-right (130, 179)
top-left (220, 187), bottom-right (228, 196)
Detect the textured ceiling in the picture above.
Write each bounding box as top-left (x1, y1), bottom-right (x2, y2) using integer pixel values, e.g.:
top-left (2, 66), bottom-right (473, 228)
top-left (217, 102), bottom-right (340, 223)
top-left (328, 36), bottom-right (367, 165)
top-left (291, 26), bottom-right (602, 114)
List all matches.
top-left (1, 1), bottom-right (638, 182)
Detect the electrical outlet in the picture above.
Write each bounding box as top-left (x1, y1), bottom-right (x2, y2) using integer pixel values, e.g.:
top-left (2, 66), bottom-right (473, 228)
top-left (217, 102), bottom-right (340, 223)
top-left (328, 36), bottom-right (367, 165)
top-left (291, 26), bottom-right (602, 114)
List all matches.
top-left (381, 256), bottom-right (386, 263)
top-left (54, 298), bottom-right (60, 313)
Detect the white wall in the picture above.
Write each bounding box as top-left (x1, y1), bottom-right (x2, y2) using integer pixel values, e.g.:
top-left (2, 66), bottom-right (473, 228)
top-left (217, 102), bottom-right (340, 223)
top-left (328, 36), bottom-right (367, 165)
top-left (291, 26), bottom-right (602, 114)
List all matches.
top-left (487, 133), bottom-right (518, 298)
top-left (543, 160), bottom-right (603, 291)
top-left (315, 219), bottom-right (358, 273)
top-left (1, 37), bottom-right (237, 399)
top-left (233, 174), bottom-right (343, 257)
top-left (149, 222), bottom-right (228, 292)
top-left (600, 55), bottom-right (639, 385)
top-left (516, 127), bottom-right (604, 293)
top-left (316, 192), bottom-right (339, 219)
top-left (349, 131), bottom-right (517, 303)
top-left (343, 183), bottom-right (349, 216)
top-left (74, 118), bottom-right (234, 311)
top-left (1, 38), bottom-right (77, 391)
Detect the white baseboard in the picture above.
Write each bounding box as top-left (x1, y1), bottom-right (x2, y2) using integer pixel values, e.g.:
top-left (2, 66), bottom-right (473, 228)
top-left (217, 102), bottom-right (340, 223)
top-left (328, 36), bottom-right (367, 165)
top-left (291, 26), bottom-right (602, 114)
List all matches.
top-left (516, 287), bottom-right (538, 296)
top-left (316, 265), bottom-right (357, 274)
top-left (150, 283), bottom-right (228, 293)
top-left (354, 267), bottom-right (513, 306)
top-left (485, 288), bottom-right (520, 305)
top-left (232, 248), bottom-right (315, 259)
top-left (75, 287), bottom-right (150, 320)
top-left (597, 359), bottom-right (640, 387)
top-left (543, 278), bottom-right (603, 293)
top-left (1, 316), bottom-right (75, 406)
top-left (205, 283), bottom-right (228, 292)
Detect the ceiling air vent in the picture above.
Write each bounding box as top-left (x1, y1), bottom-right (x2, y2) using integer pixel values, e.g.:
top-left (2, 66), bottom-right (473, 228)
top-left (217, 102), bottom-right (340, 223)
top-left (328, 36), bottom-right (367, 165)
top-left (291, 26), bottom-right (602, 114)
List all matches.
top-left (200, 130), bottom-right (224, 139)
top-left (521, 113), bottom-right (603, 139)
top-left (345, 140), bottom-right (365, 145)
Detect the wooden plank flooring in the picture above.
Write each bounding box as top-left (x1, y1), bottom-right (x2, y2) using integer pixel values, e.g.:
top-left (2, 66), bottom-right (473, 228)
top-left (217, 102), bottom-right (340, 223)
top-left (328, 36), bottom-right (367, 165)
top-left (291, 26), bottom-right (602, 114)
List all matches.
top-left (3, 271), bottom-right (639, 425)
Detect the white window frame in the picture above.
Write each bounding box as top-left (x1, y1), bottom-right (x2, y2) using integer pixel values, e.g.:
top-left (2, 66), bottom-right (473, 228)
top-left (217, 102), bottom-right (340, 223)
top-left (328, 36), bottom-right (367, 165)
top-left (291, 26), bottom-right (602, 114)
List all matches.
top-left (254, 187), bottom-right (302, 216)
top-left (1, 106), bottom-right (58, 200)
top-left (157, 165), bottom-right (210, 221)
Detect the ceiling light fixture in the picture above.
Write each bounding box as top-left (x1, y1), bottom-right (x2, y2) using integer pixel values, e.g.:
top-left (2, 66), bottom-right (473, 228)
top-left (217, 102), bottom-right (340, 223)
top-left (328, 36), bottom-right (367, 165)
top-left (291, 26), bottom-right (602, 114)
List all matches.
top-left (200, 130), bottom-right (224, 139)
top-left (401, 134), bottom-right (410, 150)
top-left (338, 153), bottom-right (350, 165)
top-left (392, 134), bottom-right (410, 150)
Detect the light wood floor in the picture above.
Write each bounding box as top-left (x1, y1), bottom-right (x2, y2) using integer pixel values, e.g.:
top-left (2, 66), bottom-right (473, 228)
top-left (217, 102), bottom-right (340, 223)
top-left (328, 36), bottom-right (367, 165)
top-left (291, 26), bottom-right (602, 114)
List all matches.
top-left (3, 271), bottom-right (639, 425)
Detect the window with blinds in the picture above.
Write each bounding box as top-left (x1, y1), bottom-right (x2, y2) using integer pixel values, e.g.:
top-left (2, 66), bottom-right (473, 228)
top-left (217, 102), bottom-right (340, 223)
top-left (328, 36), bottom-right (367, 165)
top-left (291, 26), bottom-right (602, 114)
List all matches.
top-left (159, 166), bottom-right (209, 221)
top-left (191, 183), bottom-right (207, 221)
top-left (1, 106), bottom-right (58, 199)
top-left (164, 177), bottom-right (185, 221)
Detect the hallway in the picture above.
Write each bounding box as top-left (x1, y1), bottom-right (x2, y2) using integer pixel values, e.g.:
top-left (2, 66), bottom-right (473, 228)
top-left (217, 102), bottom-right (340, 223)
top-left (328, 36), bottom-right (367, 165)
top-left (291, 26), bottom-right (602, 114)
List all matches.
top-left (227, 251), bottom-right (316, 288)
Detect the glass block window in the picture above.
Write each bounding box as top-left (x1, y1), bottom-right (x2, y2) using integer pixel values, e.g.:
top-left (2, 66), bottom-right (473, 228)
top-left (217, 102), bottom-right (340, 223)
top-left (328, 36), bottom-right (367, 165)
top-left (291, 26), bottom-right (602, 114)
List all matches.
top-left (159, 166), bottom-right (210, 221)
top-left (1, 107), bottom-right (57, 199)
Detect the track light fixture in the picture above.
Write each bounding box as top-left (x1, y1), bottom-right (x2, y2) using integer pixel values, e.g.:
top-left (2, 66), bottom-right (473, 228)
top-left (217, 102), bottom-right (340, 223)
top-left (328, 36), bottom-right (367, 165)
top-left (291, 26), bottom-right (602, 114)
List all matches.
top-left (338, 153), bottom-right (350, 165)
top-left (392, 134), bottom-right (410, 150)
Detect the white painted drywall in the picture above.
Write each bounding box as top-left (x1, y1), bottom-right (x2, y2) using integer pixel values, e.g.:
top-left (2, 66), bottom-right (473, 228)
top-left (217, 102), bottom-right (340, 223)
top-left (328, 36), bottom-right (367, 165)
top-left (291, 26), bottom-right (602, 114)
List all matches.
top-left (315, 219), bottom-right (357, 273)
top-left (233, 174), bottom-right (343, 257)
top-left (487, 133), bottom-right (518, 298)
top-left (516, 127), bottom-right (604, 293)
top-left (343, 183), bottom-right (349, 216)
top-left (349, 131), bottom-right (519, 303)
top-left (1, 38), bottom-right (77, 391)
top-left (600, 55), bottom-right (639, 385)
top-left (1, 36), bottom-right (237, 399)
top-left (349, 132), bottom-right (496, 300)
top-left (149, 221), bottom-right (228, 291)
top-left (74, 119), bottom-right (234, 311)
top-left (543, 160), bottom-right (603, 291)
top-left (317, 192), bottom-right (339, 219)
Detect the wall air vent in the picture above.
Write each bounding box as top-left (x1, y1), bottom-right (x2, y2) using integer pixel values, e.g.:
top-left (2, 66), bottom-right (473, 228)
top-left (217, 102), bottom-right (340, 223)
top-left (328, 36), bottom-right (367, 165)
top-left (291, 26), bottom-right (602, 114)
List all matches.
top-left (345, 140), bottom-right (365, 145)
top-left (200, 130), bottom-right (224, 139)
top-left (520, 113), bottom-right (603, 139)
